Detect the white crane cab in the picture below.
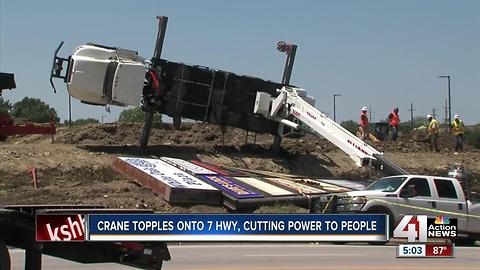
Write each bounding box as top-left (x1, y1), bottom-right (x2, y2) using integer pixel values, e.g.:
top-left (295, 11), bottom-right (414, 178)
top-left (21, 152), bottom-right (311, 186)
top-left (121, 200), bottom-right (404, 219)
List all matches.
top-left (51, 43), bottom-right (146, 107)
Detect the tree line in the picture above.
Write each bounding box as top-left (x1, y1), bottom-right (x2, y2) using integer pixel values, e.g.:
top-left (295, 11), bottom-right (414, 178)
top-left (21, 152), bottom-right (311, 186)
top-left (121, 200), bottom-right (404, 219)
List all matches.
top-left (0, 97), bottom-right (59, 123)
top-left (0, 97), bottom-right (160, 124)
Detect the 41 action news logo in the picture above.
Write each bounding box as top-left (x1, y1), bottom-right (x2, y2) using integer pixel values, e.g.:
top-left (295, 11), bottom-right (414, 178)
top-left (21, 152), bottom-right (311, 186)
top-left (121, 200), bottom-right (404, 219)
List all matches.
top-left (393, 215), bottom-right (457, 242)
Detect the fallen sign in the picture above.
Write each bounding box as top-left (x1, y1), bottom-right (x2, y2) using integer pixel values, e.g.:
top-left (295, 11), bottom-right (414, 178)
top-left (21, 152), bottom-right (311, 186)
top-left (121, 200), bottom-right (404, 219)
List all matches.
top-left (190, 161), bottom-right (360, 212)
top-left (198, 175), bottom-right (263, 199)
top-left (112, 157), bottom-right (222, 205)
top-left (113, 156), bottom-right (368, 212)
top-left (185, 158), bottom-right (369, 211)
top-left (160, 157), bottom-right (218, 175)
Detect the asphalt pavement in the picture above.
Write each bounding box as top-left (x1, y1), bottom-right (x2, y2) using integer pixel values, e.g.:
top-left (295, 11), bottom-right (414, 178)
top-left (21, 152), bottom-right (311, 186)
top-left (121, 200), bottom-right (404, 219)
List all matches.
top-left (9, 243), bottom-right (480, 270)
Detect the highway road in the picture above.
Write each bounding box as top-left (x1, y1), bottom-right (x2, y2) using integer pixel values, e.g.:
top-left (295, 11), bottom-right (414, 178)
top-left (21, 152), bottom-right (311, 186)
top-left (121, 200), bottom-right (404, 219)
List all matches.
top-left (9, 243), bottom-right (480, 270)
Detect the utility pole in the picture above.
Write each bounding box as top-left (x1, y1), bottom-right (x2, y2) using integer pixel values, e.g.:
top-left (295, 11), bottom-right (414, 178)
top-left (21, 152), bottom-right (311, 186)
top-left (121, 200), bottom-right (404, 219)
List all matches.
top-left (432, 108), bottom-right (437, 119)
top-left (333, 94), bottom-right (341, 122)
top-left (408, 103), bottom-right (414, 127)
top-left (443, 99), bottom-right (448, 126)
top-left (369, 106), bottom-right (372, 121)
top-left (68, 95), bottom-right (72, 125)
top-left (437, 75), bottom-right (451, 127)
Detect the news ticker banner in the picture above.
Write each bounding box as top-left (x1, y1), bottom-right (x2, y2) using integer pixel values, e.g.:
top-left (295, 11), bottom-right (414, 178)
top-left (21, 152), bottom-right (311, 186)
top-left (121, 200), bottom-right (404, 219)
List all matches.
top-left (36, 214), bottom-right (387, 242)
top-left (397, 243), bottom-right (455, 258)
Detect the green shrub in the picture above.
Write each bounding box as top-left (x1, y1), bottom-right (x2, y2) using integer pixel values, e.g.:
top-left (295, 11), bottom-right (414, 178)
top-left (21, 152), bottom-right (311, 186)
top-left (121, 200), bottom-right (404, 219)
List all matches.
top-left (465, 125), bottom-right (480, 149)
top-left (11, 97), bottom-right (59, 123)
top-left (340, 120), bottom-right (358, 134)
top-left (0, 97), bottom-right (12, 116)
top-left (119, 107), bottom-right (162, 123)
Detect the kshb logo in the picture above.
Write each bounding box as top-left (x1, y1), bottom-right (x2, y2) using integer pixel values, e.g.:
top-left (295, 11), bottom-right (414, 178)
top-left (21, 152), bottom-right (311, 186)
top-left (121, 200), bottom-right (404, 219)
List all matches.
top-left (393, 215), bottom-right (457, 242)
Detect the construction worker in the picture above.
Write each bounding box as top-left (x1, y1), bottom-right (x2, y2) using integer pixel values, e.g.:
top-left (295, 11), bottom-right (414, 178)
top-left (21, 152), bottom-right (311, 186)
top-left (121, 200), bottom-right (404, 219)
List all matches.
top-left (427, 114), bottom-right (439, 152)
top-left (359, 107), bottom-right (369, 140)
top-left (451, 114), bottom-right (464, 153)
top-left (388, 107), bottom-right (400, 141)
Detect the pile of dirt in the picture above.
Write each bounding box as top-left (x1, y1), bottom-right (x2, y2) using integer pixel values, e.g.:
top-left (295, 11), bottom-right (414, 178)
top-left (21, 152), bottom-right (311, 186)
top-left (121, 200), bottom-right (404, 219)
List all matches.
top-left (0, 144), bottom-right (117, 188)
top-left (374, 129), bottom-right (477, 153)
top-left (1, 122), bottom-right (479, 212)
top-left (54, 123), bottom-right (142, 145)
top-left (49, 122), bottom-right (269, 147)
top-left (14, 122), bottom-right (469, 155)
top-left (46, 123), bottom-right (354, 155)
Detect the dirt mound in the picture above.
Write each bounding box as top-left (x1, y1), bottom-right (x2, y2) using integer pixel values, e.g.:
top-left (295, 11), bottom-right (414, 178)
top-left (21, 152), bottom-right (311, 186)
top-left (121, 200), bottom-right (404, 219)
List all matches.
top-left (374, 129), bottom-right (477, 153)
top-left (0, 144), bottom-right (119, 188)
top-left (51, 122), bottom-right (344, 156)
top-left (55, 123), bottom-right (142, 145)
top-left (10, 122), bottom-right (476, 155)
top-left (1, 122), bottom-right (479, 212)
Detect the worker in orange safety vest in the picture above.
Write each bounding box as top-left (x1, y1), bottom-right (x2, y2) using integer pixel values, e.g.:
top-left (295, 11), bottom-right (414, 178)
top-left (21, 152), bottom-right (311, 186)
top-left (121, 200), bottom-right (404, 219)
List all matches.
top-left (388, 107), bottom-right (400, 141)
top-left (451, 114), bottom-right (464, 153)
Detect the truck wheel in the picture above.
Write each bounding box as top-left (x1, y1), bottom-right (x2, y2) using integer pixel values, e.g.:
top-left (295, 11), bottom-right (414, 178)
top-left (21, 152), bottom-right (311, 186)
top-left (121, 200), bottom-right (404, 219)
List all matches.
top-left (366, 208), bottom-right (394, 235)
top-left (366, 207), bottom-right (394, 245)
top-left (0, 238), bottom-right (10, 270)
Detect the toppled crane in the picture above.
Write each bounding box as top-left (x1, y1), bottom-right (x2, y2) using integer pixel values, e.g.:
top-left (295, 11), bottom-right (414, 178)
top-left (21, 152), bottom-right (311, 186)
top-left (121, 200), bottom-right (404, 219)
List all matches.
top-left (50, 17), bottom-right (285, 147)
top-left (50, 16), bottom-right (407, 175)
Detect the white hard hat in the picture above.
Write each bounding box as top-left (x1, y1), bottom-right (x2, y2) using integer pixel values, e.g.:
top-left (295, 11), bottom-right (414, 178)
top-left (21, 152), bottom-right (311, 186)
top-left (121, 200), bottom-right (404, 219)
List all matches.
top-left (361, 106), bottom-right (368, 111)
top-left (454, 114), bottom-right (459, 119)
top-left (426, 114), bottom-right (432, 119)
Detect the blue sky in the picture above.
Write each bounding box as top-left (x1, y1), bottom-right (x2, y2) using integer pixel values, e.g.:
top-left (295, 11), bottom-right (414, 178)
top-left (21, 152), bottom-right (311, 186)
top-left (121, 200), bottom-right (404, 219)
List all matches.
top-left (1, 0), bottom-right (479, 124)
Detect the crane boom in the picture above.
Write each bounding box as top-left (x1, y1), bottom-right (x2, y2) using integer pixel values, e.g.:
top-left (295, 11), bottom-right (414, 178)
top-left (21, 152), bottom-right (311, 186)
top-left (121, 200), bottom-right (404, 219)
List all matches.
top-left (254, 86), bottom-right (404, 171)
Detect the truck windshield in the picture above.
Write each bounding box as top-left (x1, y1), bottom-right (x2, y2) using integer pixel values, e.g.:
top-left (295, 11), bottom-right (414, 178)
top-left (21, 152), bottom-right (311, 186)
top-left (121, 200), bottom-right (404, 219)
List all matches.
top-left (366, 177), bottom-right (407, 192)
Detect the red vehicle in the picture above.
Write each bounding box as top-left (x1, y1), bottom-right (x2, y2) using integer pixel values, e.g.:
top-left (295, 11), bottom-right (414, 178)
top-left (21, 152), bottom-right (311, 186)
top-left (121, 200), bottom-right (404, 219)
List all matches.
top-left (0, 72), bottom-right (56, 141)
top-left (0, 115), bottom-right (56, 141)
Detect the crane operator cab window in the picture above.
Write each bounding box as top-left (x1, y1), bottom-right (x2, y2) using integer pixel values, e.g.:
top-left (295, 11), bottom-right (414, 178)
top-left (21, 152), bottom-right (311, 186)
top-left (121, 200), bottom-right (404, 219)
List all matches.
top-left (400, 178), bottom-right (431, 197)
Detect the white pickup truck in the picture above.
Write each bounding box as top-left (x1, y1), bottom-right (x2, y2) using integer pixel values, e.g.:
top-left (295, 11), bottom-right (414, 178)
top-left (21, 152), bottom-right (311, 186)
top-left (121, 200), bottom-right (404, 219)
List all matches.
top-left (311, 175), bottom-right (480, 242)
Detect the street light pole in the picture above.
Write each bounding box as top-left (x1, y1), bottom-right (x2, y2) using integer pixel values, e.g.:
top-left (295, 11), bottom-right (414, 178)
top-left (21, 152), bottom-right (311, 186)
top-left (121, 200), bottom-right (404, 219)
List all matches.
top-left (437, 75), bottom-right (451, 126)
top-left (68, 94), bottom-right (72, 125)
top-left (333, 94), bottom-right (341, 122)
